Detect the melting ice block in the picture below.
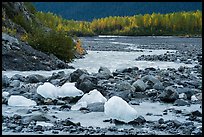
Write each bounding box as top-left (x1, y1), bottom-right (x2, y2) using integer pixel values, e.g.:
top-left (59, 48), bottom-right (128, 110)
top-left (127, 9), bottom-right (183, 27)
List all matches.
top-left (58, 83), bottom-right (84, 97)
top-left (37, 82), bottom-right (83, 99)
top-left (8, 95), bottom-right (37, 106)
top-left (71, 89), bottom-right (107, 110)
top-left (37, 82), bottom-right (58, 99)
top-left (104, 96), bottom-right (137, 123)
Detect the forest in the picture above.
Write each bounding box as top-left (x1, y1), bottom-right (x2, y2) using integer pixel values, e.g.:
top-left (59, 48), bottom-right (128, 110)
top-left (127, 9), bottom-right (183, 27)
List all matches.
top-left (35, 10), bottom-right (202, 37)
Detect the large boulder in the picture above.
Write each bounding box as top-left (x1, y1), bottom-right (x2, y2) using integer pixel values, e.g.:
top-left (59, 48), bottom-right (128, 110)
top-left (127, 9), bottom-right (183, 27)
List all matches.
top-left (96, 66), bottom-right (113, 79)
top-left (158, 86), bottom-right (179, 103)
top-left (26, 74), bottom-right (46, 83)
top-left (10, 74), bottom-right (25, 82)
top-left (75, 74), bottom-right (97, 93)
top-left (115, 81), bottom-right (135, 91)
top-left (132, 79), bottom-right (147, 92)
top-left (141, 75), bottom-right (163, 89)
top-left (69, 69), bottom-right (88, 82)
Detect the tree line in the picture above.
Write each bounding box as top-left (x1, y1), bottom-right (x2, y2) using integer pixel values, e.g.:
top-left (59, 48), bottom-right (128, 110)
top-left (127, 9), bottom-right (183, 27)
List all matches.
top-left (35, 10), bottom-right (202, 37)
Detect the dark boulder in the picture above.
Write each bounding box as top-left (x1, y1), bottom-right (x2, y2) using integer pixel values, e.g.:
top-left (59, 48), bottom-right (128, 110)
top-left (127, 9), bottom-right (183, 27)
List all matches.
top-left (75, 74), bottom-right (97, 93)
top-left (69, 69), bottom-right (88, 82)
top-left (25, 74), bottom-right (46, 83)
top-left (158, 86), bottom-right (179, 102)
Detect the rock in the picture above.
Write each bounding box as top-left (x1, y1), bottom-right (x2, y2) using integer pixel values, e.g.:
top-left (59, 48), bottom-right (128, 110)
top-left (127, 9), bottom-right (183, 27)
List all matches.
top-left (141, 75), bottom-right (161, 89)
top-left (195, 93), bottom-right (202, 100)
top-left (146, 113), bottom-right (153, 116)
top-left (34, 125), bottom-right (44, 131)
top-left (179, 93), bottom-right (187, 99)
top-left (173, 120), bottom-right (182, 128)
top-left (191, 110), bottom-right (202, 117)
top-left (2, 75), bottom-right (10, 87)
top-left (115, 81), bottom-right (135, 91)
top-left (22, 114), bottom-right (52, 123)
top-left (87, 102), bottom-right (105, 112)
top-left (9, 80), bottom-right (20, 87)
top-left (129, 100), bottom-right (140, 105)
top-left (76, 74), bottom-right (97, 93)
top-left (2, 33), bottom-right (19, 45)
top-left (49, 71), bottom-right (65, 81)
top-left (15, 126), bottom-right (23, 132)
top-left (59, 104), bottom-right (71, 111)
top-left (128, 116), bottom-right (146, 125)
top-left (62, 118), bottom-right (80, 126)
top-left (10, 74), bottom-right (25, 82)
top-left (131, 92), bottom-right (147, 99)
top-left (69, 69), bottom-right (88, 82)
top-left (121, 67), bottom-right (138, 73)
top-left (145, 89), bottom-right (158, 97)
top-left (158, 118), bottom-right (164, 124)
top-left (174, 99), bottom-right (190, 106)
top-left (26, 74), bottom-right (46, 83)
top-left (191, 126), bottom-right (202, 135)
top-left (97, 66), bottom-right (113, 79)
top-left (178, 66), bottom-right (185, 72)
top-left (158, 86), bottom-right (179, 102)
top-left (152, 82), bottom-right (164, 90)
top-left (56, 100), bottom-right (66, 105)
top-left (43, 98), bottom-right (54, 105)
top-left (132, 79), bottom-right (147, 92)
top-left (111, 90), bottom-right (132, 102)
top-left (8, 123), bottom-right (18, 129)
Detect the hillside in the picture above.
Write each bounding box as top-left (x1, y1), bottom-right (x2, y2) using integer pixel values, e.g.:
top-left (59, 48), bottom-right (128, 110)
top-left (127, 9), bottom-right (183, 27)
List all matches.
top-left (33, 2), bottom-right (202, 21)
top-left (2, 2), bottom-right (85, 71)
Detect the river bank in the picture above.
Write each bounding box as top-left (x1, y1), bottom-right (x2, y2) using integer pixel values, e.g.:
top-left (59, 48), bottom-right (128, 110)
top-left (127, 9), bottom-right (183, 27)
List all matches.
top-left (2, 36), bottom-right (202, 135)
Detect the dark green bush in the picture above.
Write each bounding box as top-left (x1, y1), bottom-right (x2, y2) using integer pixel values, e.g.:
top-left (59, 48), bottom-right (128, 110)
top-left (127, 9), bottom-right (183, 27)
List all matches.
top-left (27, 28), bottom-right (75, 62)
top-left (24, 2), bottom-right (36, 14)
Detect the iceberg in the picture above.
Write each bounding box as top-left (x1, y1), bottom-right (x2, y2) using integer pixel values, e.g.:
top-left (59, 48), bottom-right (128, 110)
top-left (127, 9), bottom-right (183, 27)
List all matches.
top-left (58, 82), bottom-right (84, 98)
top-left (71, 89), bottom-right (107, 110)
top-left (36, 82), bottom-right (84, 99)
top-left (8, 95), bottom-right (37, 106)
top-left (37, 82), bottom-right (58, 99)
top-left (104, 96), bottom-right (137, 123)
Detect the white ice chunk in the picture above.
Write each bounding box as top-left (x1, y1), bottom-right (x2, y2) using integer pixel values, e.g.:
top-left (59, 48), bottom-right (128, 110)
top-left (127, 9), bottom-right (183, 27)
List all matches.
top-left (191, 95), bottom-right (198, 101)
top-left (37, 82), bottom-right (58, 99)
top-left (71, 101), bottom-right (88, 111)
top-left (179, 93), bottom-right (187, 99)
top-left (71, 89), bottom-right (107, 110)
top-left (104, 96), bottom-right (137, 123)
top-left (8, 95), bottom-right (37, 106)
top-left (36, 121), bottom-right (54, 127)
top-left (58, 83), bottom-right (84, 98)
top-left (2, 92), bottom-right (9, 97)
top-left (76, 89), bottom-right (107, 104)
top-left (36, 82), bottom-right (83, 99)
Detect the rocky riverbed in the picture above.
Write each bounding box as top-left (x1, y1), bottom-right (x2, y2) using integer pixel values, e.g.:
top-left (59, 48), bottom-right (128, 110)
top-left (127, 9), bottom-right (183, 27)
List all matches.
top-left (2, 36), bottom-right (202, 135)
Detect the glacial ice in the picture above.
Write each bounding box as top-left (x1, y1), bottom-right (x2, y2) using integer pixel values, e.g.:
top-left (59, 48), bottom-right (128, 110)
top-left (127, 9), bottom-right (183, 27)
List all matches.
top-left (37, 82), bottom-right (58, 99)
top-left (36, 82), bottom-right (84, 99)
top-left (8, 95), bottom-right (37, 106)
top-left (104, 96), bottom-right (137, 123)
top-left (71, 89), bottom-right (107, 110)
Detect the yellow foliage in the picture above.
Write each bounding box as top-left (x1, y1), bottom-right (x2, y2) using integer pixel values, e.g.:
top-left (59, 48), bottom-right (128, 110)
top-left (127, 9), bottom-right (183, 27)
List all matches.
top-left (20, 33), bottom-right (29, 42)
top-left (75, 39), bottom-right (84, 55)
top-left (2, 26), bottom-right (16, 35)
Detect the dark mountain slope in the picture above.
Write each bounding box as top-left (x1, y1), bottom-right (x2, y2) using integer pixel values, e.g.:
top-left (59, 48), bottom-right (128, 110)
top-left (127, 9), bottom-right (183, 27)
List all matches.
top-left (33, 2), bottom-right (202, 21)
